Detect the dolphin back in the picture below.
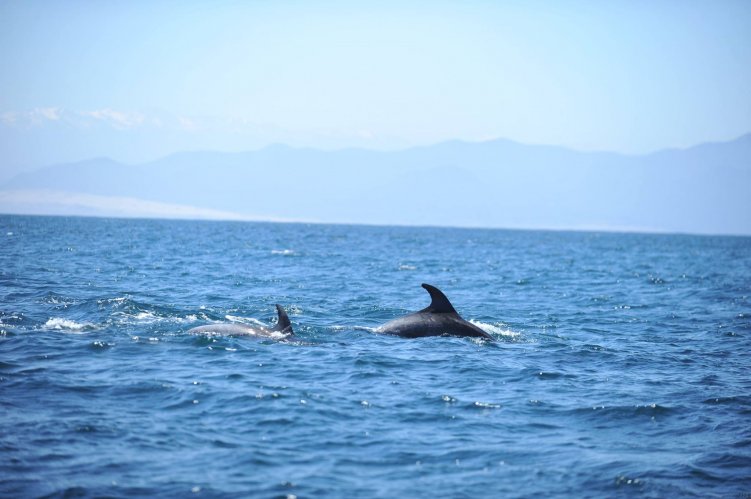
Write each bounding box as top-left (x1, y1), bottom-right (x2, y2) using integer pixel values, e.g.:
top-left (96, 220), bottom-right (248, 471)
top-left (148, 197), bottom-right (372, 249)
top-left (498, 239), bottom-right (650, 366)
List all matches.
top-left (419, 283), bottom-right (458, 314)
top-left (377, 283), bottom-right (495, 341)
top-left (273, 304), bottom-right (293, 334)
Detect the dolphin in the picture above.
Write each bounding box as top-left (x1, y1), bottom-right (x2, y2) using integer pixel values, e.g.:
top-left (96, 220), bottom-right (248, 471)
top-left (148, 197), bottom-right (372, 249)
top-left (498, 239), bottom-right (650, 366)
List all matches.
top-left (375, 283), bottom-right (494, 341)
top-left (187, 304), bottom-right (294, 339)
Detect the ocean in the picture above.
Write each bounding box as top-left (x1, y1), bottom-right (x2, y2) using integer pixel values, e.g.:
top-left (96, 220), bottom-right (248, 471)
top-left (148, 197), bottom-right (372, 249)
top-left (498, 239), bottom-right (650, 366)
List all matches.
top-left (1, 214), bottom-right (750, 498)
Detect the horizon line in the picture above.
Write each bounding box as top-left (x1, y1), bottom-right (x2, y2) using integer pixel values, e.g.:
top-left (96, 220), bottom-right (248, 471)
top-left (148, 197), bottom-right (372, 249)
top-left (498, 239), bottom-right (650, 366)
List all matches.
top-left (2, 207), bottom-right (749, 239)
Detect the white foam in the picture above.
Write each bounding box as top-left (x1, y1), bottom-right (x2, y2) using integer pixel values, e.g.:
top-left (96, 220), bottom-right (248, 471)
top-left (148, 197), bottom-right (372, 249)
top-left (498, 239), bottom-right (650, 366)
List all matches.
top-left (271, 249), bottom-right (295, 255)
top-left (97, 296), bottom-right (128, 305)
top-left (470, 320), bottom-right (520, 338)
top-left (44, 317), bottom-right (94, 332)
top-left (0, 314), bottom-right (22, 327)
top-left (132, 311), bottom-right (160, 323)
top-left (265, 331), bottom-right (288, 340)
top-left (474, 401), bottom-right (501, 409)
top-left (352, 325), bottom-right (378, 333)
top-left (160, 314), bottom-right (200, 324)
top-left (113, 309), bottom-right (206, 326)
top-left (224, 315), bottom-right (265, 327)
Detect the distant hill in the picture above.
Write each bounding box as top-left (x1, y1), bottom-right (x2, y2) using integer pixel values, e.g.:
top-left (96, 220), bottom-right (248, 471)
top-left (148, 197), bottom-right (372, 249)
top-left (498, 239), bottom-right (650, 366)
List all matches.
top-left (2, 135), bottom-right (750, 235)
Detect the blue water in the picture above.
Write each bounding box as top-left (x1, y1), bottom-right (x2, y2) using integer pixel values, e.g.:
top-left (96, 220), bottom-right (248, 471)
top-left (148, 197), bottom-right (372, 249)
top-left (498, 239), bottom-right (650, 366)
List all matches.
top-left (1, 215), bottom-right (750, 498)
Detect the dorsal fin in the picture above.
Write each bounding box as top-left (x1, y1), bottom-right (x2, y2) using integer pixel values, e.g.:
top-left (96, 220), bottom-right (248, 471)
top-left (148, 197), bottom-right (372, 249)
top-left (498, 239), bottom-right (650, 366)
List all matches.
top-left (419, 283), bottom-right (458, 314)
top-left (273, 304), bottom-right (293, 334)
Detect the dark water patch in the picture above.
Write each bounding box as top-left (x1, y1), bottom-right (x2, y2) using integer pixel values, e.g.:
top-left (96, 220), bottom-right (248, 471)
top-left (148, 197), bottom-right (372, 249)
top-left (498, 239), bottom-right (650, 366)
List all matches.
top-left (702, 395), bottom-right (751, 405)
top-left (570, 403), bottom-right (679, 424)
top-left (521, 367), bottom-right (578, 381)
top-left (0, 360), bottom-right (21, 371)
top-left (694, 451), bottom-right (751, 472)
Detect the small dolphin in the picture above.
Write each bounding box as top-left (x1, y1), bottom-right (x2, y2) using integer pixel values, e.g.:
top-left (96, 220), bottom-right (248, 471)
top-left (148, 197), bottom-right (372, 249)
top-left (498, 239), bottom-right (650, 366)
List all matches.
top-left (187, 304), bottom-right (294, 339)
top-left (375, 283), bottom-right (494, 341)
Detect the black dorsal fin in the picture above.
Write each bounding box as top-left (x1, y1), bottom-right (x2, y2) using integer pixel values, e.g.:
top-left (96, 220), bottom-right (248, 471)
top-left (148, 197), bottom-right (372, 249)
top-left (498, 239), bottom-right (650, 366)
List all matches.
top-left (273, 304), bottom-right (293, 334)
top-left (419, 283), bottom-right (458, 314)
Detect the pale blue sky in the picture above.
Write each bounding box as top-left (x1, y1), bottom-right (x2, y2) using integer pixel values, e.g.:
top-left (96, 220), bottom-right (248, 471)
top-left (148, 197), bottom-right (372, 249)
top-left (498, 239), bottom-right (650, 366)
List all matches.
top-left (1, 0), bottom-right (750, 159)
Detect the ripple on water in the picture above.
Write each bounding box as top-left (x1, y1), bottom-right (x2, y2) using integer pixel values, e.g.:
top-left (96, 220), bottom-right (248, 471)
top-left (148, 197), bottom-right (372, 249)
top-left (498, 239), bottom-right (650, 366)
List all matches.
top-left (571, 403), bottom-right (678, 424)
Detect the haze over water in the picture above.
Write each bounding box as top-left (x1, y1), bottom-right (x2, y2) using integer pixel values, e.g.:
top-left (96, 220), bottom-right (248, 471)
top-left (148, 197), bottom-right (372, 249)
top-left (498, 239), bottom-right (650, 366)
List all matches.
top-left (2, 215), bottom-right (750, 497)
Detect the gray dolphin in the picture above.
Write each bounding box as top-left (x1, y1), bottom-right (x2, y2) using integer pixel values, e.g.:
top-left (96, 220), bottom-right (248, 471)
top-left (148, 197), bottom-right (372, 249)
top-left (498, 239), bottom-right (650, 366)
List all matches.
top-left (375, 283), bottom-right (494, 341)
top-left (187, 304), bottom-right (294, 339)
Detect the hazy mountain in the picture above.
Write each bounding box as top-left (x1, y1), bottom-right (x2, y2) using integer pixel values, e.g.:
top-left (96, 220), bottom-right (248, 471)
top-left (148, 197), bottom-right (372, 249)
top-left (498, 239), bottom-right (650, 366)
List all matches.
top-left (2, 135), bottom-right (750, 235)
top-left (0, 109), bottom-right (410, 184)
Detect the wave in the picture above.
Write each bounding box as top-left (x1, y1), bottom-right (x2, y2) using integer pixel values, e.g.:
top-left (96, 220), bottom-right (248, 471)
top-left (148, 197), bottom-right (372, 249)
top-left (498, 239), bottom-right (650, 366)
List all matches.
top-left (102, 296), bottom-right (208, 326)
top-left (470, 320), bottom-right (520, 339)
top-left (44, 317), bottom-right (96, 333)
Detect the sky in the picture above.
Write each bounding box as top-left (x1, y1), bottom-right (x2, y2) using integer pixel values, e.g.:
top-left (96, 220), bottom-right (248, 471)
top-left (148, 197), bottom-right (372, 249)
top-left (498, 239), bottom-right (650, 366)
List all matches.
top-left (1, 0), bottom-right (749, 175)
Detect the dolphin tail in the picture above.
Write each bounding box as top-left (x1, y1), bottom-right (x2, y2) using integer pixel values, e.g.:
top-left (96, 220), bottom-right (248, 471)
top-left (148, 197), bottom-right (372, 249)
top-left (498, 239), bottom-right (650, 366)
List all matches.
top-left (273, 304), bottom-right (293, 334)
top-left (420, 283), bottom-right (458, 314)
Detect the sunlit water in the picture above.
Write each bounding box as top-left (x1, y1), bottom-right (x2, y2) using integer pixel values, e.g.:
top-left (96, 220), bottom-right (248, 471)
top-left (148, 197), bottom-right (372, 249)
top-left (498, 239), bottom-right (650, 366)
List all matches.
top-left (1, 215), bottom-right (750, 498)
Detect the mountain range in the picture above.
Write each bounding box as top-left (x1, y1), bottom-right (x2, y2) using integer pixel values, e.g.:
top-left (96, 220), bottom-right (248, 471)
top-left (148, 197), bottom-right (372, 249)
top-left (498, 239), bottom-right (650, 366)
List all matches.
top-left (2, 134), bottom-right (750, 235)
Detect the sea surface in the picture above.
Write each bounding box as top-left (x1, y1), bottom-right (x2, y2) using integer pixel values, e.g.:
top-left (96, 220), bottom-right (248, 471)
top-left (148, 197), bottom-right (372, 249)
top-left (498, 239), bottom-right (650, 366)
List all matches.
top-left (1, 214), bottom-right (750, 498)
